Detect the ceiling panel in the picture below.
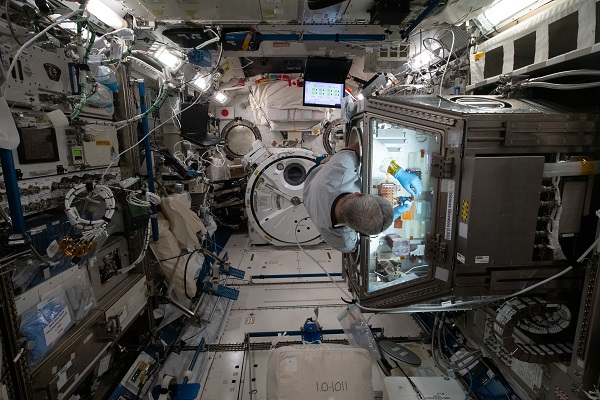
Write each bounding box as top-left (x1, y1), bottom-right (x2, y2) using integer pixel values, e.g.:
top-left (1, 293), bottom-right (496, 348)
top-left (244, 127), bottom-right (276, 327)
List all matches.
top-left (340, 0), bottom-right (372, 23)
top-left (260, 0), bottom-right (300, 22)
top-left (303, 1), bottom-right (346, 23)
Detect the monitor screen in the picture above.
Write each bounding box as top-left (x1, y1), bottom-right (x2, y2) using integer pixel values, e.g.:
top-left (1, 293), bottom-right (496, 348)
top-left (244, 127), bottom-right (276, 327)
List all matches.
top-left (16, 127), bottom-right (60, 164)
top-left (303, 81), bottom-right (344, 108)
top-left (180, 102), bottom-right (210, 146)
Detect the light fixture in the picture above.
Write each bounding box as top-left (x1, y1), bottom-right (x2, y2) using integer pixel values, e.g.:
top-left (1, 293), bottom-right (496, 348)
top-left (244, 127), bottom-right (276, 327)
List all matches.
top-left (475, 0), bottom-right (551, 33)
top-left (86, 0), bottom-right (127, 30)
top-left (213, 91), bottom-right (228, 104)
top-left (357, 93), bottom-right (364, 100)
top-left (153, 47), bottom-right (183, 71)
top-left (192, 74), bottom-right (212, 91)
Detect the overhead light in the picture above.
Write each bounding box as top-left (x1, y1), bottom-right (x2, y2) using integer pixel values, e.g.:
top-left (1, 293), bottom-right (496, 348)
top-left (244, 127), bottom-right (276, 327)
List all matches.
top-left (357, 93), bottom-right (364, 100)
top-left (192, 74), bottom-right (212, 91)
top-left (475, 0), bottom-right (551, 33)
top-left (153, 47), bottom-right (183, 71)
top-left (86, 0), bottom-right (127, 30)
top-left (213, 91), bottom-right (228, 104)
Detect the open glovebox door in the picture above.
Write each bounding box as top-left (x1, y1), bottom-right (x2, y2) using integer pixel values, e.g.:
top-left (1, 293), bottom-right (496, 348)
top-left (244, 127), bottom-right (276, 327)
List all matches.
top-left (344, 99), bottom-right (464, 308)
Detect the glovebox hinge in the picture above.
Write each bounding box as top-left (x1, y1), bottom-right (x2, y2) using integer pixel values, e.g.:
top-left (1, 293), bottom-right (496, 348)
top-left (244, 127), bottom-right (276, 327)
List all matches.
top-left (426, 234), bottom-right (447, 262)
top-left (431, 155), bottom-right (454, 178)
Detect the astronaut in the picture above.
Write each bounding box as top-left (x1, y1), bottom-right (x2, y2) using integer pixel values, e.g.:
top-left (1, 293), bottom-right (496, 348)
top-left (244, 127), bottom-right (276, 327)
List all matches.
top-left (303, 141), bottom-right (422, 253)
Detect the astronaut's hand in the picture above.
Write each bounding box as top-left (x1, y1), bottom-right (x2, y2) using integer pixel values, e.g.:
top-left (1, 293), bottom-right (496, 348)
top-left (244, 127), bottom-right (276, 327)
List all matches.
top-left (393, 169), bottom-right (422, 197)
top-left (393, 197), bottom-right (412, 220)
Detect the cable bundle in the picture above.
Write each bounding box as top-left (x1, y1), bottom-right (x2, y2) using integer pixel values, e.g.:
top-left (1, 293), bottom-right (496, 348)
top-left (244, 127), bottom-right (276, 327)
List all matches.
top-left (126, 191), bottom-right (161, 208)
top-left (64, 183), bottom-right (116, 232)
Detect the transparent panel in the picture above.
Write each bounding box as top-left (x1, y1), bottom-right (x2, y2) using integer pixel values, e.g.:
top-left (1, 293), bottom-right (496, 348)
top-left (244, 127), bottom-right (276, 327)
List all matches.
top-left (366, 118), bottom-right (441, 293)
top-left (226, 125), bottom-right (256, 156)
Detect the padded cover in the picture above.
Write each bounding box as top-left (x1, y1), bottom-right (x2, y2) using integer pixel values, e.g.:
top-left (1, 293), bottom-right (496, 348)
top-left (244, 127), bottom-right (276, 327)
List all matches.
top-left (149, 215), bottom-right (203, 301)
top-left (266, 344), bottom-right (373, 400)
top-left (160, 195), bottom-right (206, 250)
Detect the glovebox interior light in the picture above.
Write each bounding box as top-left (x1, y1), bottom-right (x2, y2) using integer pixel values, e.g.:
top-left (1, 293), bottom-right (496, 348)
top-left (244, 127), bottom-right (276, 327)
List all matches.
top-left (213, 91), bottom-right (228, 104)
top-left (86, 0), bottom-right (127, 30)
top-left (154, 47), bottom-right (184, 71)
top-left (476, 0), bottom-right (551, 33)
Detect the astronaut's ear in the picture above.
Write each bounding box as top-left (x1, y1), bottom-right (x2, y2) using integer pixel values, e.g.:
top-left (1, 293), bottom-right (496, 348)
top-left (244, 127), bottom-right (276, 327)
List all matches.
top-left (355, 192), bottom-right (364, 197)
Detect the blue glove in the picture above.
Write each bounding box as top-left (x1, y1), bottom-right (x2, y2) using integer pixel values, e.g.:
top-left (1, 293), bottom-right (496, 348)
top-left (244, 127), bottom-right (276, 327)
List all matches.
top-left (315, 154), bottom-right (332, 165)
top-left (393, 197), bottom-right (412, 220)
top-left (393, 168), bottom-right (422, 197)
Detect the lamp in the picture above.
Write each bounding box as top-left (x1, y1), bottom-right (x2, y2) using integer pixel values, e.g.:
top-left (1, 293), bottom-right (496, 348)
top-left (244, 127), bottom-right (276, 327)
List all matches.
top-left (192, 74), bottom-right (212, 91)
top-left (153, 47), bottom-right (183, 71)
top-left (213, 91), bottom-right (228, 104)
top-left (86, 0), bottom-right (127, 30)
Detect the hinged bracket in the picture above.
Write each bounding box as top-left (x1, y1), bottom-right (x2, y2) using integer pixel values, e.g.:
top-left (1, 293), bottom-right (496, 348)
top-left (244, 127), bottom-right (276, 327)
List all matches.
top-left (426, 234), bottom-right (447, 262)
top-left (431, 155), bottom-right (454, 178)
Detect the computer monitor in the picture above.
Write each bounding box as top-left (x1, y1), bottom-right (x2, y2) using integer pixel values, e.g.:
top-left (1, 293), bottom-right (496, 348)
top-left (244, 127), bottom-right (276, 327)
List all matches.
top-left (16, 127), bottom-right (60, 164)
top-left (180, 102), bottom-right (220, 147)
top-left (302, 80), bottom-right (344, 108)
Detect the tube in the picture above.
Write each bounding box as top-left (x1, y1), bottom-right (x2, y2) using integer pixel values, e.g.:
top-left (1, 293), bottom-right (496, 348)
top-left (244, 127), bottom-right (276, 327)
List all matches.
top-left (543, 161), bottom-right (600, 178)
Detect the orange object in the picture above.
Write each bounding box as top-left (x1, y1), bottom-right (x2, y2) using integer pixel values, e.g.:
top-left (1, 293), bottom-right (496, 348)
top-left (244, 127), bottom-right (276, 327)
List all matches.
top-left (401, 202), bottom-right (416, 220)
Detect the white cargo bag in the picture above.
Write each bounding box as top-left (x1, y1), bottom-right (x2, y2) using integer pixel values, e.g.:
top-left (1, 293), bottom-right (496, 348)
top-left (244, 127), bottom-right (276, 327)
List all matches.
top-left (266, 344), bottom-right (373, 400)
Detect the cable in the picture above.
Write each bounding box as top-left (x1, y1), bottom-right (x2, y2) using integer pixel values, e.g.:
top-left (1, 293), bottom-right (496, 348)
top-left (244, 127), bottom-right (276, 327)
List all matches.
top-left (5, 8), bottom-right (82, 81)
top-left (357, 265), bottom-right (575, 314)
top-left (64, 183), bottom-right (115, 231)
top-left (184, 250), bottom-right (200, 300)
top-left (528, 69), bottom-right (600, 82)
top-left (99, 95), bottom-right (205, 181)
top-left (464, 371), bottom-right (473, 400)
top-left (294, 217), bottom-right (352, 300)
top-left (118, 220), bottom-right (151, 273)
top-left (5, 0), bottom-right (23, 45)
top-left (518, 81), bottom-right (600, 90)
top-left (438, 29), bottom-right (455, 96)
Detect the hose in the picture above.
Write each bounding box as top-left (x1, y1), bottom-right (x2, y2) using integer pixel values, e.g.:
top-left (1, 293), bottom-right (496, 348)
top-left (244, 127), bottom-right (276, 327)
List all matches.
top-left (518, 81), bottom-right (600, 90)
top-left (528, 69), bottom-right (600, 82)
top-left (6, 8), bottom-right (82, 80)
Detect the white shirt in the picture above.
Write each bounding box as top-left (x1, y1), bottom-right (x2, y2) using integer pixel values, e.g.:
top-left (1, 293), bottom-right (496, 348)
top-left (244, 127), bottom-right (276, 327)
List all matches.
top-left (303, 149), bottom-right (360, 253)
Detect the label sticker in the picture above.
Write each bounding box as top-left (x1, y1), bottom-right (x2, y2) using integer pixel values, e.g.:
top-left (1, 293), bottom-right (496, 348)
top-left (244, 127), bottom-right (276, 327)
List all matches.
top-left (95, 140), bottom-right (111, 146)
top-left (474, 52), bottom-right (484, 61)
top-left (456, 253), bottom-right (466, 264)
top-left (55, 360), bottom-right (72, 390)
top-left (43, 308), bottom-right (72, 345)
top-left (442, 180), bottom-right (455, 240)
top-left (284, 357), bottom-right (297, 373)
top-left (46, 240), bottom-right (59, 258)
top-left (458, 222), bottom-right (468, 239)
top-left (475, 256), bottom-right (490, 264)
top-left (98, 354), bottom-right (111, 377)
top-left (435, 267), bottom-right (450, 282)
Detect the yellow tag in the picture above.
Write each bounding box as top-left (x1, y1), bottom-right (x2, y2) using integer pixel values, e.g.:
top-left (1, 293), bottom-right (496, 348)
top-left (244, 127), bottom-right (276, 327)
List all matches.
top-left (581, 160), bottom-right (596, 175)
top-left (96, 140), bottom-right (111, 146)
top-left (222, 59), bottom-right (230, 74)
top-left (474, 52), bottom-right (484, 62)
